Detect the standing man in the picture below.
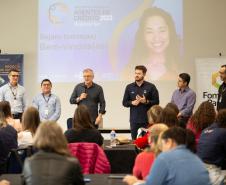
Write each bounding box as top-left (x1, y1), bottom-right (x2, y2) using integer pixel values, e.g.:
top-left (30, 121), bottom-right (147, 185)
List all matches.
top-left (122, 65), bottom-right (159, 140)
top-left (70, 68), bottom-right (106, 128)
top-left (217, 64), bottom-right (226, 111)
top-left (171, 73), bottom-right (196, 128)
top-left (0, 69), bottom-right (26, 120)
top-left (32, 79), bottom-right (61, 121)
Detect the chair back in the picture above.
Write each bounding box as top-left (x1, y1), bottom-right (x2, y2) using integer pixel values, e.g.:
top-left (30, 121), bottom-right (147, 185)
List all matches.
top-left (7, 146), bottom-right (36, 173)
top-left (68, 142), bottom-right (110, 174)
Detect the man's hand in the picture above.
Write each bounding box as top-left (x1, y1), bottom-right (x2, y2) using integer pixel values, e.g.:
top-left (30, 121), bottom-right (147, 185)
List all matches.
top-left (123, 175), bottom-right (139, 185)
top-left (177, 112), bottom-right (182, 118)
top-left (136, 95), bottom-right (146, 104)
top-left (132, 99), bottom-right (140, 106)
top-left (95, 114), bottom-right (102, 125)
top-left (79, 93), bottom-right (87, 100)
top-left (0, 180), bottom-right (10, 185)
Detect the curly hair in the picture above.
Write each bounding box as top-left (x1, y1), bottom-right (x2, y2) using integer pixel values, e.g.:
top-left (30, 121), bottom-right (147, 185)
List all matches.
top-left (190, 101), bottom-right (216, 131)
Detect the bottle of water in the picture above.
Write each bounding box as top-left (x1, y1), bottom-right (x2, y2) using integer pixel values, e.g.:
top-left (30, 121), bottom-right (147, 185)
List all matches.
top-left (110, 129), bottom-right (117, 147)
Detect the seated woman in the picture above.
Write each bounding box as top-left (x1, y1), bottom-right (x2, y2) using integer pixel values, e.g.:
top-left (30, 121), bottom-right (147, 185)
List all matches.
top-left (22, 121), bottom-right (84, 185)
top-left (18, 107), bottom-right (40, 147)
top-left (0, 101), bottom-right (22, 132)
top-left (123, 127), bottom-right (211, 185)
top-left (133, 124), bottom-right (168, 180)
top-left (0, 112), bottom-right (17, 174)
top-left (187, 101), bottom-right (216, 145)
top-left (133, 105), bottom-right (163, 149)
top-left (64, 105), bottom-right (103, 146)
top-left (197, 109), bottom-right (226, 185)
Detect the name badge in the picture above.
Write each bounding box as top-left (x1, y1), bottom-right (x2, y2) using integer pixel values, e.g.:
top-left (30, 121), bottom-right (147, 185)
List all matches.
top-left (44, 109), bottom-right (49, 116)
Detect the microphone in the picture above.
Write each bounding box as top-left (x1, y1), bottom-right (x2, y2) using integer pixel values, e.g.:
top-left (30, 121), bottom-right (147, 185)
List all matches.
top-left (84, 85), bottom-right (87, 93)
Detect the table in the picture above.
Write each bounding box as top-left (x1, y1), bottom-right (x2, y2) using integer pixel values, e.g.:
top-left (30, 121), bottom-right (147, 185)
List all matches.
top-left (104, 141), bottom-right (138, 174)
top-left (0, 174), bottom-right (127, 185)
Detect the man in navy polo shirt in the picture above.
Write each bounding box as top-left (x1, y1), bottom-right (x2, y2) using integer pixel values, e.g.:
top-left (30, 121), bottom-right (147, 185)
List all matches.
top-left (122, 65), bottom-right (159, 139)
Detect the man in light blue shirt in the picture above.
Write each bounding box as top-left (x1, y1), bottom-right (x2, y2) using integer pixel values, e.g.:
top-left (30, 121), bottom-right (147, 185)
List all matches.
top-left (0, 69), bottom-right (26, 120)
top-left (32, 79), bottom-right (61, 121)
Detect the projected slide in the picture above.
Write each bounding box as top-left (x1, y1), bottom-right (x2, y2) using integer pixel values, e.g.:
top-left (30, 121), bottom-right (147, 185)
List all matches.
top-left (38, 0), bottom-right (183, 82)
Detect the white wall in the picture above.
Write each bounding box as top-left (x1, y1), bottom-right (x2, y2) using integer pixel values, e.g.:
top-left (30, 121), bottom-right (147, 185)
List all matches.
top-left (1, 0), bottom-right (226, 131)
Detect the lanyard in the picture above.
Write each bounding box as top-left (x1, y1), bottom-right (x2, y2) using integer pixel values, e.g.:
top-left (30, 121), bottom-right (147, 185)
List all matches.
top-left (42, 93), bottom-right (51, 104)
top-left (8, 83), bottom-right (17, 100)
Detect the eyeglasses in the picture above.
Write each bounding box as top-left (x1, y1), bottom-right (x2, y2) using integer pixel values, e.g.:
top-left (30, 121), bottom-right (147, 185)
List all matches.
top-left (83, 75), bottom-right (93, 78)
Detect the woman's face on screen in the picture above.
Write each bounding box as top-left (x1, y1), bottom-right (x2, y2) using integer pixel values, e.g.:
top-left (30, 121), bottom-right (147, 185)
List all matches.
top-left (144, 15), bottom-right (169, 54)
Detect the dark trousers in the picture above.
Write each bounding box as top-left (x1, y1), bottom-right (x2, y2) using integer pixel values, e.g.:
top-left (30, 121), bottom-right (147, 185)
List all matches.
top-left (12, 113), bottom-right (23, 121)
top-left (130, 122), bottom-right (148, 140)
top-left (178, 116), bottom-right (190, 128)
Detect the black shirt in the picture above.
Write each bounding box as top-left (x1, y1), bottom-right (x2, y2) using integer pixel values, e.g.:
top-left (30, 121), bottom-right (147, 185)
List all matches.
top-left (122, 81), bottom-right (159, 123)
top-left (64, 128), bottom-right (103, 146)
top-left (70, 82), bottom-right (106, 123)
top-left (217, 82), bottom-right (226, 111)
top-left (0, 125), bottom-right (17, 166)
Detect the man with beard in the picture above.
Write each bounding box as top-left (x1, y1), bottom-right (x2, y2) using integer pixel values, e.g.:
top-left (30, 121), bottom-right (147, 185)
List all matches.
top-left (217, 64), bottom-right (226, 111)
top-left (122, 65), bottom-right (159, 140)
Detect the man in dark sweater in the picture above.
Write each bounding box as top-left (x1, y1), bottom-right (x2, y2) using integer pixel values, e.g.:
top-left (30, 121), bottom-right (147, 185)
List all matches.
top-left (122, 65), bottom-right (159, 139)
top-left (217, 64), bottom-right (226, 111)
top-left (70, 68), bottom-right (106, 128)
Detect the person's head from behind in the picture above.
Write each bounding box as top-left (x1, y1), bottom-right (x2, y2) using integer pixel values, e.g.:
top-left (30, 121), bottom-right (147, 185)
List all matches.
top-left (157, 107), bottom-right (178, 127)
top-left (148, 123), bottom-right (168, 156)
top-left (147, 105), bottom-right (163, 125)
top-left (165, 102), bottom-right (179, 115)
top-left (22, 107), bottom-right (40, 136)
top-left (83, 68), bottom-right (94, 86)
top-left (216, 109), bottom-right (226, 128)
top-left (73, 104), bottom-right (94, 130)
top-left (0, 111), bottom-right (7, 128)
top-left (178, 73), bottom-right (190, 88)
top-left (219, 64), bottom-right (226, 82)
top-left (41, 79), bottom-right (52, 95)
top-left (161, 127), bottom-right (186, 152)
top-left (135, 65), bottom-right (147, 82)
top-left (161, 127), bottom-right (196, 153)
top-left (8, 68), bottom-right (20, 86)
top-left (0, 101), bottom-right (12, 118)
top-left (191, 101), bottom-right (216, 131)
top-left (34, 121), bottom-right (69, 156)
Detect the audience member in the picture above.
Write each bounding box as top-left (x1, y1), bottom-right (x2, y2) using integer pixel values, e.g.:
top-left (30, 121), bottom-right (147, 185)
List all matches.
top-left (64, 105), bottom-right (103, 146)
top-left (165, 102), bottom-right (179, 115)
top-left (133, 124), bottom-right (168, 180)
top-left (187, 101), bottom-right (216, 145)
top-left (0, 112), bottom-right (17, 174)
top-left (123, 127), bottom-right (211, 185)
top-left (134, 105), bottom-right (163, 149)
top-left (157, 107), bottom-right (179, 127)
top-left (197, 109), bottom-right (226, 185)
top-left (22, 121), bottom-right (84, 185)
top-left (0, 101), bottom-right (21, 132)
top-left (18, 107), bottom-right (40, 147)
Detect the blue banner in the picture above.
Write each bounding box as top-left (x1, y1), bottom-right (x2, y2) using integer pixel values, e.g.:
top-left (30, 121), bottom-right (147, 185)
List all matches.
top-left (0, 54), bottom-right (24, 87)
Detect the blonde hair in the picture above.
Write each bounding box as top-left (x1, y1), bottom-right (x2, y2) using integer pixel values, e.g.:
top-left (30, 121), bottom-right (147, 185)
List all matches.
top-left (148, 123), bottom-right (168, 156)
top-left (33, 121), bottom-right (70, 156)
top-left (147, 105), bottom-right (163, 124)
